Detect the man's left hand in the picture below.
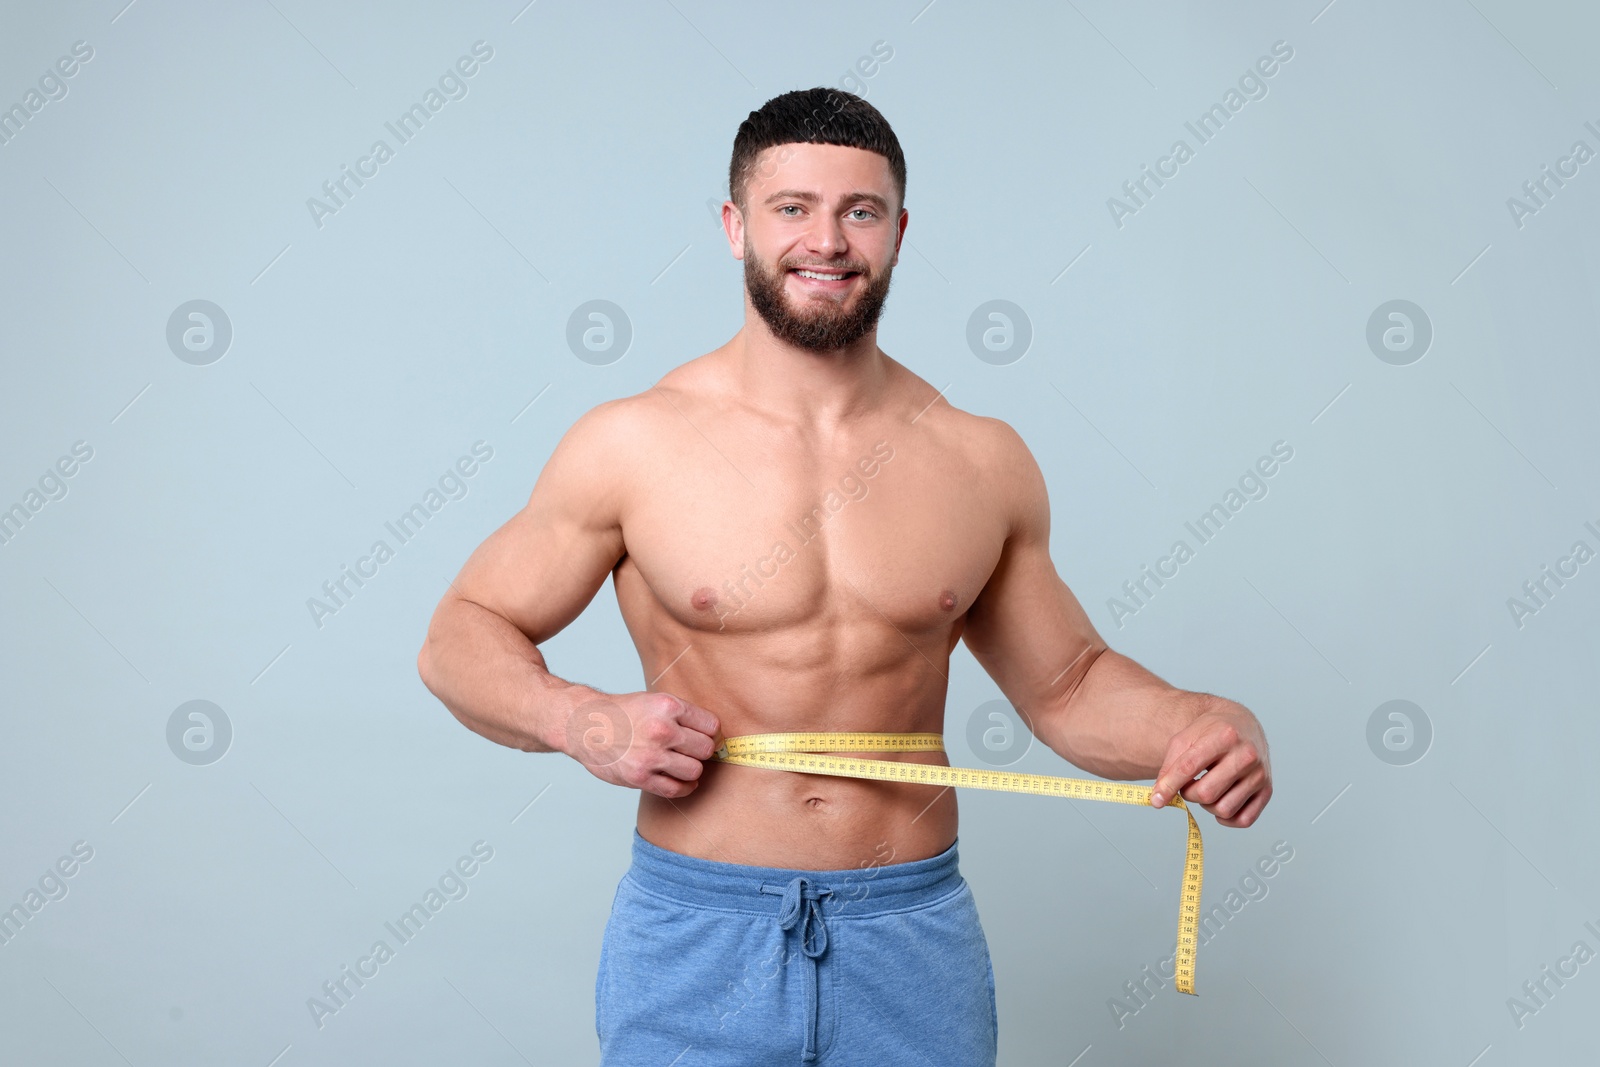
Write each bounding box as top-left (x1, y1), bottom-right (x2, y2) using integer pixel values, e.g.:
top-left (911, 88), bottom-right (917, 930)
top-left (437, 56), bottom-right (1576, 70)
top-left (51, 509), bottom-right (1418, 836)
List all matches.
top-left (1150, 700), bottom-right (1272, 828)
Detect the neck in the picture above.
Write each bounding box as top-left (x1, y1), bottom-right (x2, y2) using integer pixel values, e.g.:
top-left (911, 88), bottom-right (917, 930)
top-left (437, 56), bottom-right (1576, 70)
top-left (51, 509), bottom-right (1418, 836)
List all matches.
top-left (729, 306), bottom-right (889, 427)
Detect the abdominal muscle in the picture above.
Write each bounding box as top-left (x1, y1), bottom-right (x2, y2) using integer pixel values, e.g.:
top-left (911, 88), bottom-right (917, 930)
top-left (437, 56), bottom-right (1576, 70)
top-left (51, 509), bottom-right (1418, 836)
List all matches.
top-left (637, 751), bottom-right (960, 870)
top-left (617, 547), bottom-right (970, 870)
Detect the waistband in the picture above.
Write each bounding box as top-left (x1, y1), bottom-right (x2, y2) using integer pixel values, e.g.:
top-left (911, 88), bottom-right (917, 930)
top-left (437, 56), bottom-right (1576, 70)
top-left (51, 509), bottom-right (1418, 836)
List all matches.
top-left (626, 830), bottom-right (963, 918)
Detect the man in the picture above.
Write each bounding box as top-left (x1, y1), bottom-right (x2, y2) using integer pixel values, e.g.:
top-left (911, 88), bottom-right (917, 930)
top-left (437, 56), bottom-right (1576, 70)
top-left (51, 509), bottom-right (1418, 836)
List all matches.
top-left (417, 87), bottom-right (1272, 1066)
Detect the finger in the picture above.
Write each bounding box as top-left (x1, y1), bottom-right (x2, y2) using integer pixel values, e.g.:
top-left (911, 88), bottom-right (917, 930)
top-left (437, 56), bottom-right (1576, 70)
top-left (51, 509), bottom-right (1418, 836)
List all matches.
top-left (1152, 726), bottom-right (1236, 807)
top-left (1204, 770), bottom-right (1264, 820)
top-left (672, 699), bottom-right (721, 740)
top-left (652, 750), bottom-right (706, 783)
top-left (1214, 783), bottom-right (1272, 827)
top-left (668, 722), bottom-right (719, 760)
top-left (1180, 744), bottom-right (1259, 806)
top-left (642, 772), bottom-right (701, 799)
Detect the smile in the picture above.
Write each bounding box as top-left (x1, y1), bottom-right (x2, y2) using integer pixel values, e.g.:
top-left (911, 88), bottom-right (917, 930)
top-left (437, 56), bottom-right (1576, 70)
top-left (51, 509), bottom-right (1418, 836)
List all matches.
top-left (789, 267), bottom-right (859, 287)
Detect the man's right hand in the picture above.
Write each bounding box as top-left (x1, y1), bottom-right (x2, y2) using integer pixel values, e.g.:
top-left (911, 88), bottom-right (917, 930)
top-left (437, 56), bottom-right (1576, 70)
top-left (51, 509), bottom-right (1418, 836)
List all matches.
top-left (562, 691), bottom-right (721, 799)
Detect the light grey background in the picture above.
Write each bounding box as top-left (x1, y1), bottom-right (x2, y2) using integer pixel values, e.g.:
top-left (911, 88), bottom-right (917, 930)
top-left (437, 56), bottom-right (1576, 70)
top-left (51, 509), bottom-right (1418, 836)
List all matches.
top-left (2, 1), bottom-right (1597, 1064)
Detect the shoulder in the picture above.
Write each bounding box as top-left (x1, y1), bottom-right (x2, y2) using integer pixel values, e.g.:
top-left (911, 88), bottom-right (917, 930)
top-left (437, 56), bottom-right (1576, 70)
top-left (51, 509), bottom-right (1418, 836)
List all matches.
top-left (534, 354), bottom-right (723, 507)
top-left (958, 411), bottom-right (1049, 537)
top-left (890, 362), bottom-right (1048, 537)
top-left (552, 355), bottom-right (719, 456)
top-left (891, 362), bottom-right (1044, 490)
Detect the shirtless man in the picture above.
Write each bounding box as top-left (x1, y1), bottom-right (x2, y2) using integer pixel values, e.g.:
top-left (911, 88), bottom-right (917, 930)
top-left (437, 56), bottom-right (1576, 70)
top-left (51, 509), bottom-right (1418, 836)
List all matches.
top-left (417, 87), bottom-right (1272, 1066)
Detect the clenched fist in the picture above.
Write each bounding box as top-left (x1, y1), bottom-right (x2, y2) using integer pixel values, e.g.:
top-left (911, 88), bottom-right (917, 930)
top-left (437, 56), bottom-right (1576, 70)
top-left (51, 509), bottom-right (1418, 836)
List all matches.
top-left (563, 692), bottom-right (721, 799)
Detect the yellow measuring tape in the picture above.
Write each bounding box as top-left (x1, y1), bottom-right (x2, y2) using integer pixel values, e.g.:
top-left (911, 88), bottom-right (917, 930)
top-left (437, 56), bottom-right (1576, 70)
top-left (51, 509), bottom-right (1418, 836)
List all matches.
top-left (715, 731), bottom-right (1204, 995)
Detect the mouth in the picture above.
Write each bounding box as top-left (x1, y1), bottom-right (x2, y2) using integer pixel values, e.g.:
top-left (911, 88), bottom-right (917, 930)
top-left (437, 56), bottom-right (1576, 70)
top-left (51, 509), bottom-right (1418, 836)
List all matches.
top-left (787, 266), bottom-right (861, 291)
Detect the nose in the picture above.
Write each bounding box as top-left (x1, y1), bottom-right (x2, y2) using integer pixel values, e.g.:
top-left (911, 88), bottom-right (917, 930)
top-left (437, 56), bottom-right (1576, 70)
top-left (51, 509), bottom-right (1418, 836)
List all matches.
top-left (803, 212), bottom-right (847, 259)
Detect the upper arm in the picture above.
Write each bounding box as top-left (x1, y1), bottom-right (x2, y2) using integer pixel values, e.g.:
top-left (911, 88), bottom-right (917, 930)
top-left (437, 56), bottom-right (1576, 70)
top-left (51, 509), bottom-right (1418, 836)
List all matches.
top-left (438, 399), bottom-right (637, 645)
top-left (960, 420), bottom-right (1108, 718)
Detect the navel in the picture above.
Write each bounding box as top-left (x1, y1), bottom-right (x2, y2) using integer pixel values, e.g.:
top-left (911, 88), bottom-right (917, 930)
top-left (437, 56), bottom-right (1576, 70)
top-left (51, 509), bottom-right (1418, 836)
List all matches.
top-left (691, 586), bottom-right (719, 611)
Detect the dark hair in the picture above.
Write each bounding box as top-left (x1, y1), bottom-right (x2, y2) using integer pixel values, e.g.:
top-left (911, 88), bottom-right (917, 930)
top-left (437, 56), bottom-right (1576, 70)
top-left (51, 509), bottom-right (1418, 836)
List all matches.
top-left (728, 87), bottom-right (906, 213)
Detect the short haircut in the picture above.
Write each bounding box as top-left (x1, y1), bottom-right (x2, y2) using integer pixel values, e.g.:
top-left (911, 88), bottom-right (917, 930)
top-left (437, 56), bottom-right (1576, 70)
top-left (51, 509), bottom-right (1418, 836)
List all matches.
top-left (728, 87), bottom-right (906, 213)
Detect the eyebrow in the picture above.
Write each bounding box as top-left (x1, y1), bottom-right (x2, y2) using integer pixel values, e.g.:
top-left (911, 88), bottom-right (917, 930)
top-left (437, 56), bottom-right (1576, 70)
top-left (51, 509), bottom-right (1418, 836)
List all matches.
top-left (763, 188), bottom-right (893, 214)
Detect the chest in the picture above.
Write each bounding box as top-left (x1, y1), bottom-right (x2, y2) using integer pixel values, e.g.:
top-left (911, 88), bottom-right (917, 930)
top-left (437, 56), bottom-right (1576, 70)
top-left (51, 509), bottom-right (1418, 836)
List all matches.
top-left (618, 438), bottom-right (1006, 636)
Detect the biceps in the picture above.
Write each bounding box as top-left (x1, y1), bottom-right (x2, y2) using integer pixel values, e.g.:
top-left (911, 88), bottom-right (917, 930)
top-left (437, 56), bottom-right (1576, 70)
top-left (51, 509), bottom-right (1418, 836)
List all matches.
top-left (451, 501), bottom-right (625, 645)
top-left (962, 540), bottom-right (1104, 708)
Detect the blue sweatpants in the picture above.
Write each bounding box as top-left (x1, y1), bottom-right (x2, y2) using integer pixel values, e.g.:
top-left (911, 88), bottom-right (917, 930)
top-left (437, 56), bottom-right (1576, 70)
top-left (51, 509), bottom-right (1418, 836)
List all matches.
top-left (596, 831), bottom-right (998, 1066)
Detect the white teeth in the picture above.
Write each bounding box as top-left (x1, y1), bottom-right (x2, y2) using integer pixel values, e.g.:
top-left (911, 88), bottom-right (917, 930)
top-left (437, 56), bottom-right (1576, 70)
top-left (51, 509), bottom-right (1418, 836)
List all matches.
top-left (794, 269), bottom-right (850, 280)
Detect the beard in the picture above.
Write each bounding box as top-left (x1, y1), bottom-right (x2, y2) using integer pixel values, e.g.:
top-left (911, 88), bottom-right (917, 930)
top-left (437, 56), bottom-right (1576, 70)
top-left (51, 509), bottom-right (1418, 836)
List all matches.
top-left (743, 242), bottom-right (895, 352)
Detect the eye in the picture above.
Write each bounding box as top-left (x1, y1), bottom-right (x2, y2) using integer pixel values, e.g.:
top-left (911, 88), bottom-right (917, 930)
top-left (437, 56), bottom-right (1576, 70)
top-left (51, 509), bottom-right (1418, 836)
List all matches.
top-left (779, 205), bottom-right (802, 216)
top-left (848, 208), bottom-right (876, 221)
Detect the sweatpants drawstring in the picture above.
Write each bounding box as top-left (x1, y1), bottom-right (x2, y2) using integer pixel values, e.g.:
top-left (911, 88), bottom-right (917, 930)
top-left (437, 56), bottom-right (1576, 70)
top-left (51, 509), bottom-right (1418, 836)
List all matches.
top-left (761, 876), bottom-right (833, 1062)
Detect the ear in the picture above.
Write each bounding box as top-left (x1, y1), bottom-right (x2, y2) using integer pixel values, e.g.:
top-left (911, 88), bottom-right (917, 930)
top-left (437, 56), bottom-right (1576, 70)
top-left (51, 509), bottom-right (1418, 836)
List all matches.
top-left (723, 200), bottom-right (746, 259)
top-left (891, 207), bottom-right (908, 267)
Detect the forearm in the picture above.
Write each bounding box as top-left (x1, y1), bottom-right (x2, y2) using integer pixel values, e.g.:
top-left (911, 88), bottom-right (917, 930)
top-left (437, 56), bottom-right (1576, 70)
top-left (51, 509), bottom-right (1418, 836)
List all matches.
top-left (416, 595), bottom-right (600, 754)
top-left (1033, 649), bottom-right (1212, 781)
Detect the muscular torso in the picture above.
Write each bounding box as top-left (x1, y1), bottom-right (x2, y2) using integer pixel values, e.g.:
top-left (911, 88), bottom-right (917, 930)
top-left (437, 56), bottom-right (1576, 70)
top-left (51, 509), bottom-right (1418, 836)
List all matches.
top-left (613, 351), bottom-right (1013, 869)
